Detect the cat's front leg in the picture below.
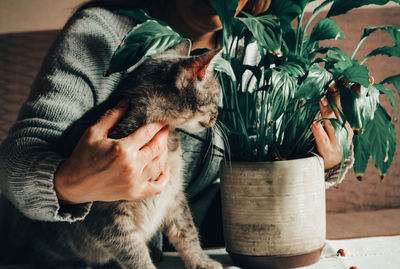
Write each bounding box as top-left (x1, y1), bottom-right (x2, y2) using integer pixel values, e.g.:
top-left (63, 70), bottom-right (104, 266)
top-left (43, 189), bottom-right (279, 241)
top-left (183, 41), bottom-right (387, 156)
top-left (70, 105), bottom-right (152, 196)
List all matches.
top-left (102, 231), bottom-right (156, 269)
top-left (163, 195), bottom-right (223, 269)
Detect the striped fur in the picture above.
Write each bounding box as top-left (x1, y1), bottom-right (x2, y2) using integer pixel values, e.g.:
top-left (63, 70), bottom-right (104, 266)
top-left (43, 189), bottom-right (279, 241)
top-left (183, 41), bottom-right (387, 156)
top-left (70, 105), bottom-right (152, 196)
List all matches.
top-left (30, 43), bottom-right (222, 269)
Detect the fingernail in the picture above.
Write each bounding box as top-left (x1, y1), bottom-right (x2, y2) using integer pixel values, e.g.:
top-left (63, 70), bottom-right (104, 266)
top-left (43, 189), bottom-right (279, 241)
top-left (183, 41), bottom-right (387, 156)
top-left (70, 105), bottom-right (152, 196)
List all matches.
top-left (321, 96), bottom-right (329, 106)
top-left (117, 99), bottom-right (128, 108)
top-left (162, 124), bottom-right (170, 132)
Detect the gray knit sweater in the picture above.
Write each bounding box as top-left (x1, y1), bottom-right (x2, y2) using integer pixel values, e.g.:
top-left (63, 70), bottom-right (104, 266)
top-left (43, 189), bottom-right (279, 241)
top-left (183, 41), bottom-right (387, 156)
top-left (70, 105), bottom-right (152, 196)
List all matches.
top-left (0, 7), bottom-right (353, 224)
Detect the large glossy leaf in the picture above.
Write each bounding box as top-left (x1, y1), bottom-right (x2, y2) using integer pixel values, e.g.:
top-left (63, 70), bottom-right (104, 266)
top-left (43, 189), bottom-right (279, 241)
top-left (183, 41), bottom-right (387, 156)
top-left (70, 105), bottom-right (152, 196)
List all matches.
top-left (328, 0), bottom-right (399, 17)
top-left (309, 18), bottom-right (344, 43)
top-left (329, 118), bottom-right (351, 169)
top-left (107, 20), bottom-right (185, 74)
top-left (281, 25), bottom-right (297, 53)
top-left (267, 0), bottom-right (316, 24)
top-left (209, 0), bottom-right (238, 46)
top-left (236, 14), bottom-right (281, 53)
top-left (380, 74), bottom-right (400, 96)
top-left (361, 26), bottom-right (400, 45)
top-left (374, 84), bottom-right (397, 119)
top-left (267, 70), bottom-right (297, 122)
top-left (214, 57), bottom-right (237, 82)
top-left (352, 133), bottom-right (370, 177)
top-left (364, 45), bottom-right (400, 61)
top-left (342, 62), bottom-right (370, 87)
top-left (341, 84), bottom-right (379, 130)
top-left (322, 48), bottom-right (353, 73)
top-left (363, 105), bottom-right (396, 177)
top-left (295, 64), bottom-right (332, 99)
top-left (307, 64), bottom-right (334, 92)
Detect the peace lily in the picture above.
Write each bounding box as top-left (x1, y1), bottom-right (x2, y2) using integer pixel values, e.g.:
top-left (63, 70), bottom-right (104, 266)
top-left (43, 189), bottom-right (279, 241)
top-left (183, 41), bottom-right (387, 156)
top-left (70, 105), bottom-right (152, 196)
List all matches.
top-left (106, 0), bottom-right (400, 182)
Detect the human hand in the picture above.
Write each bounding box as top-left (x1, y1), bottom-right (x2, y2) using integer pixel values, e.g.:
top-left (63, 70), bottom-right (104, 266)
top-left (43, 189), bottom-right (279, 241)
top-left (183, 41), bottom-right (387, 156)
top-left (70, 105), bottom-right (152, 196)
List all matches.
top-left (54, 100), bottom-right (171, 204)
top-left (311, 82), bottom-right (353, 169)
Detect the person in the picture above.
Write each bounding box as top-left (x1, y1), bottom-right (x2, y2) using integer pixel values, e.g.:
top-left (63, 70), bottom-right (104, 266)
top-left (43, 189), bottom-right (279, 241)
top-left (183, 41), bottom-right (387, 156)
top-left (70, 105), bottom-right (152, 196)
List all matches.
top-left (0, 0), bottom-right (353, 262)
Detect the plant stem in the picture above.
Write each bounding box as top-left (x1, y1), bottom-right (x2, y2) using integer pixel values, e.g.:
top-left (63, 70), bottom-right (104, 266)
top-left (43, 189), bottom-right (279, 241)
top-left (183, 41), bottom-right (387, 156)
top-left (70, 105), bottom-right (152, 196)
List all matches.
top-left (360, 56), bottom-right (369, 65)
top-left (295, 9), bottom-right (306, 56)
top-left (351, 37), bottom-right (367, 59)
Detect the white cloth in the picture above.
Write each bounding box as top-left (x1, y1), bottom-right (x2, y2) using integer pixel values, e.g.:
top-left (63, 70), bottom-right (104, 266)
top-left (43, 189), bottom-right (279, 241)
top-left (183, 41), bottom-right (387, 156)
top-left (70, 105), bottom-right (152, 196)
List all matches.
top-left (156, 235), bottom-right (400, 269)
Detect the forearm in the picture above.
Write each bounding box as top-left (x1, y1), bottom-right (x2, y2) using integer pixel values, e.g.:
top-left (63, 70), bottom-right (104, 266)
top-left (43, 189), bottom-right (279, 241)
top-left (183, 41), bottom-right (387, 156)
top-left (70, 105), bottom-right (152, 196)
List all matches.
top-left (0, 143), bottom-right (92, 222)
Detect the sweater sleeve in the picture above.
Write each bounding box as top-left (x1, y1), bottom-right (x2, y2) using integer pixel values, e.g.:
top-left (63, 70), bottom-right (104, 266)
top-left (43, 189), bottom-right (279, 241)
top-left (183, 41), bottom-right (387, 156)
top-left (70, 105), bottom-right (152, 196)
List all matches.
top-left (0, 8), bottom-right (132, 222)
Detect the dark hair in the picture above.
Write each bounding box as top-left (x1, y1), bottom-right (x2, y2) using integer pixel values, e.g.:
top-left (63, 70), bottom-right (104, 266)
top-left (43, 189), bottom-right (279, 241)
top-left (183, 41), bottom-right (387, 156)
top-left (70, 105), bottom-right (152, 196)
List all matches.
top-left (76, 0), bottom-right (271, 17)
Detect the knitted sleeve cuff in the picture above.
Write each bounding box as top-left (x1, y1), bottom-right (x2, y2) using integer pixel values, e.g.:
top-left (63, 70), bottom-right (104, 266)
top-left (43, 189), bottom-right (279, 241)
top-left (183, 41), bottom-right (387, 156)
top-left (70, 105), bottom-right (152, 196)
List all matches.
top-left (4, 151), bottom-right (92, 223)
top-left (324, 144), bottom-right (355, 189)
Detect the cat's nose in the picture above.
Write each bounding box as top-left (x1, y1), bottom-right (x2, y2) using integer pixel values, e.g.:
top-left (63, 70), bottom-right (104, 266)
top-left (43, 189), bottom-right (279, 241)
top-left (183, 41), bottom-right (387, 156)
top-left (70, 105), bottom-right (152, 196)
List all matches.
top-left (199, 121), bottom-right (209, 128)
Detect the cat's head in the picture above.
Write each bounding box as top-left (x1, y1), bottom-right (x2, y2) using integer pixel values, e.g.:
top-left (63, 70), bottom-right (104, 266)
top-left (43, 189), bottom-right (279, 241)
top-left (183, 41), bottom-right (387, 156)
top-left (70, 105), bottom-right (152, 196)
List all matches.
top-left (123, 40), bottom-right (221, 133)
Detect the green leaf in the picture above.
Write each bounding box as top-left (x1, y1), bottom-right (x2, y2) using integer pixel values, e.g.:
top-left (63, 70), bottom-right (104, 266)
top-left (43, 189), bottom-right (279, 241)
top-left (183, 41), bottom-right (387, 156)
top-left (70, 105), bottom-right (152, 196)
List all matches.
top-left (268, 70), bottom-right (297, 121)
top-left (341, 84), bottom-right (379, 130)
top-left (236, 14), bottom-right (281, 53)
top-left (374, 84), bottom-right (397, 119)
top-left (342, 62), bottom-right (370, 87)
top-left (267, 0), bottom-right (315, 24)
top-left (214, 57), bottom-right (237, 82)
top-left (322, 48), bottom-right (353, 73)
top-left (329, 118), bottom-right (351, 162)
top-left (276, 60), bottom-right (306, 78)
top-left (361, 26), bottom-right (400, 45)
top-left (380, 74), bottom-right (400, 96)
top-left (364, 45), bottom-right (400, 61)
top-left (363, 105), bottom-right (396, 176)
top-left (209, 0), bottom-right (238, 46)
top-left (107, 20), bottom-right (185, 74)
top-left (281, 25), bottom-right (297, 53)
top-left (353, 133), bottom-right (370, 177)
top-left (294, 64), bottom-right (333, 100)
top-left (313, 0), bottom-right (334, 15)
top-left (309, 18), bottom-right (344, 44)
top-left (306, 64), bottom-right (334, 92)
top-left (328, 0), bottom-right (398, 17)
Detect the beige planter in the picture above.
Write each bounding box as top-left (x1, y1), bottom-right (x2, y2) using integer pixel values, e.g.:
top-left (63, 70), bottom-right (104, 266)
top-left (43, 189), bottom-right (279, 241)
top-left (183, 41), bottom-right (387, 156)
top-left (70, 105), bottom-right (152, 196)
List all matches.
top-left (220, 156), bottom-right (326, 269)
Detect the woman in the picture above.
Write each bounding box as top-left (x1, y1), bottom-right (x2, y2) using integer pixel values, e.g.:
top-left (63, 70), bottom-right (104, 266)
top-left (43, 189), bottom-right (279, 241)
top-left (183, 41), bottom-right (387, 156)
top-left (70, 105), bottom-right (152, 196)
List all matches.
top-left (0, 0), bottom-right (353, 262)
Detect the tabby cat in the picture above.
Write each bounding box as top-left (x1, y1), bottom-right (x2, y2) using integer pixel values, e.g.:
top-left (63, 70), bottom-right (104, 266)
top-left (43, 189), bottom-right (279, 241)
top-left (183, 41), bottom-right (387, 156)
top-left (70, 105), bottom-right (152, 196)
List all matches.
top-left (31, 40), bottom-right (223, 269)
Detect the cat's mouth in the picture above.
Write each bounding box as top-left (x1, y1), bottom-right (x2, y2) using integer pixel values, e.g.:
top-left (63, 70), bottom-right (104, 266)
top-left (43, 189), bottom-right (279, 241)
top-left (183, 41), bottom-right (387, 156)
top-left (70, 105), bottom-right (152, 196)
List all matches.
top-left (199, 117), bottom-right (216, 128)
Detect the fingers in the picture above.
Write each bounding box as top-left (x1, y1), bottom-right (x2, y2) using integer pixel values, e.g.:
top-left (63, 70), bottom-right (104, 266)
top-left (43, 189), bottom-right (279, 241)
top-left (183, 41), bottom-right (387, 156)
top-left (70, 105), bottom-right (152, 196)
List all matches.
top-left (319, 96), bottom-right (336, 119)
top-left (327, 81), bottom-right (342, 110)
top-left (143, 166), bottom-right (171, 197)
top-left (91, 100), bottom-right (129, 138)
top-left (312, 121), bottom-right (331, 153)
top-left (141, 146), bottom-right (168, 181)
top-left (123, 122), bottom-right (168, 151)
top-left (135, 125), bottom-right (170, 164)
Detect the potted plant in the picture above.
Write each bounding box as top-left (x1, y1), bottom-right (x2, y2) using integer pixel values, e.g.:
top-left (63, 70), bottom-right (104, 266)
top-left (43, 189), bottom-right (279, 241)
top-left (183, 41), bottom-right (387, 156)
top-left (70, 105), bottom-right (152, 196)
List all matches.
top-left (208, 0), bottom-right (400, 268)
top-left (104, 1), bottom-right (400, 268)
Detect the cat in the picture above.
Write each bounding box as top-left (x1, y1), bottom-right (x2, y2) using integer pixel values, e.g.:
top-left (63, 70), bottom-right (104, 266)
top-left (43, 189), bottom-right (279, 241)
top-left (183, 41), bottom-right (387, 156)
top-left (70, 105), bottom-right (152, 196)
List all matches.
top-left (30, 40), bottom-right (223, 269)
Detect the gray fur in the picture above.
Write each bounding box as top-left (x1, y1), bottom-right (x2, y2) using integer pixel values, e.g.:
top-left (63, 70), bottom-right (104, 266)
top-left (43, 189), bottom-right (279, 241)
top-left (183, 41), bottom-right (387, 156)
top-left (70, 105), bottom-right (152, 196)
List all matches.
top-left (31, 43), bottom-right (222, 269)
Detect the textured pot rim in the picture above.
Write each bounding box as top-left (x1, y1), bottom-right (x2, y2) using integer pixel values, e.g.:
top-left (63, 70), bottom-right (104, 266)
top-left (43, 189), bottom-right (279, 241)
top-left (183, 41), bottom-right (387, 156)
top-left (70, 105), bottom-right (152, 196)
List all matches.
top-left (221, 155), bottom-right (323, 166)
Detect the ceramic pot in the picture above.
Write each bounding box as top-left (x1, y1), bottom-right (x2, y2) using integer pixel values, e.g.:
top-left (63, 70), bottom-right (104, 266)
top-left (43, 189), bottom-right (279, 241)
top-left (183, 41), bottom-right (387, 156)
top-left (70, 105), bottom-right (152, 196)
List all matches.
top-left (220, 156), bottom-right (326, 269)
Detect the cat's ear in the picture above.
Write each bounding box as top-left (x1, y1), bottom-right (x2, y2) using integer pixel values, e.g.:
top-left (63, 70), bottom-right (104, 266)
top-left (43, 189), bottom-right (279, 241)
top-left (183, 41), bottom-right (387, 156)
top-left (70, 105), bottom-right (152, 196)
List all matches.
top-left (164, 40), bottom-right (192, 56)
top-left (190, 49), bottom-right (222, 80)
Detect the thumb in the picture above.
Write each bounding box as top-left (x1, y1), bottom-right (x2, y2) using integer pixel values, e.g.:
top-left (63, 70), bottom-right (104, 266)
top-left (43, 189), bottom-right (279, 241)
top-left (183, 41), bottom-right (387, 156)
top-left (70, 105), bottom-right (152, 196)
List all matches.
top-left (94, 99), bottom-right (129, 137)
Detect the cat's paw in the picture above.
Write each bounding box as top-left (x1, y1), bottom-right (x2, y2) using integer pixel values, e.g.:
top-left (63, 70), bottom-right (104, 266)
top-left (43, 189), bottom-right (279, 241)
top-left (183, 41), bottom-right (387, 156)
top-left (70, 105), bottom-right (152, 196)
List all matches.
top-left (186, 258), bottom-right (223, 269)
